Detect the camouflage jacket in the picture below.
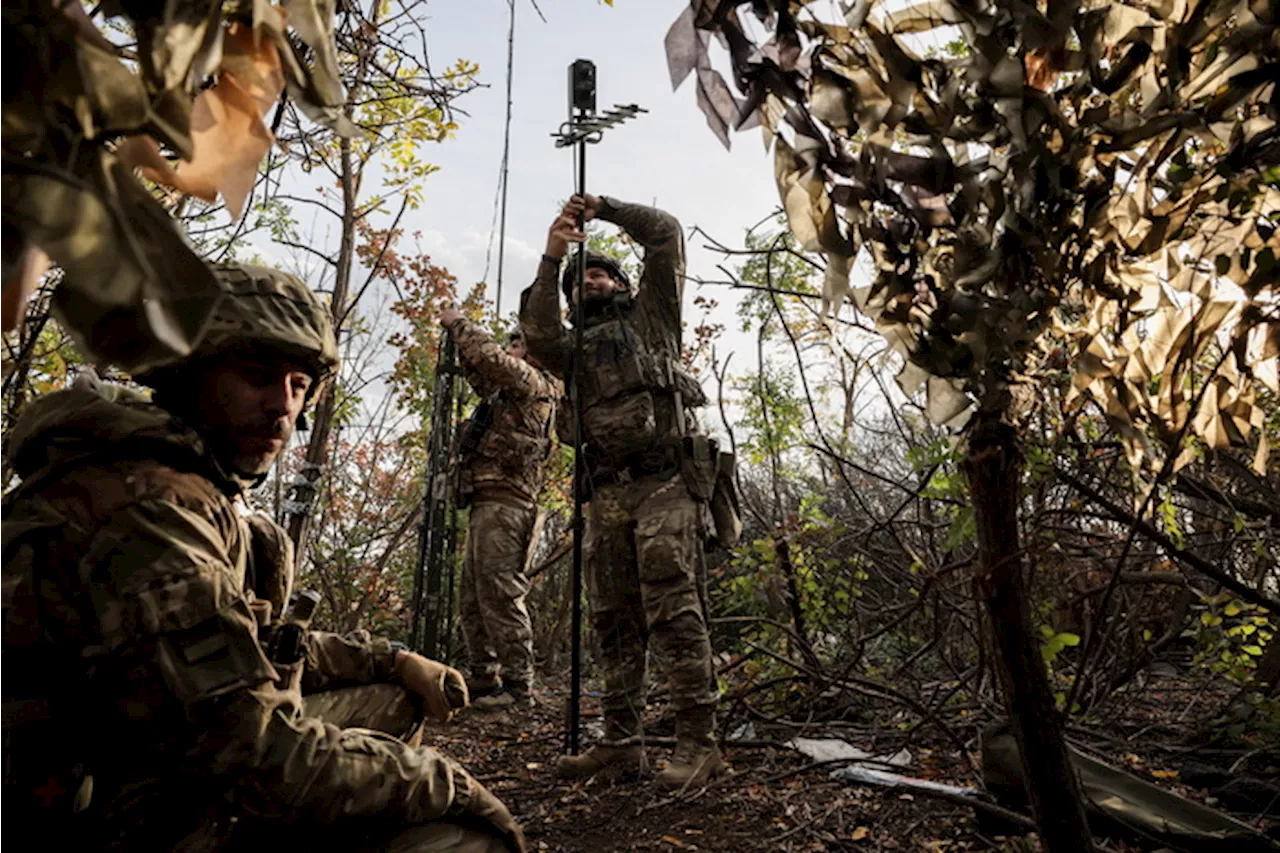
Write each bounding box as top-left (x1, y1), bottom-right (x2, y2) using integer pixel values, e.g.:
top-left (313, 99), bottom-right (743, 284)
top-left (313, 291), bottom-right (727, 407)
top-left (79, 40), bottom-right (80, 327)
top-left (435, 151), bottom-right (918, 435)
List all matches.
top-left (1, 381), bottom-right (488, 844)
top-left (520, 197), bottom-right (704, 469)
top-left (450, 318), bottom-right (561, 505)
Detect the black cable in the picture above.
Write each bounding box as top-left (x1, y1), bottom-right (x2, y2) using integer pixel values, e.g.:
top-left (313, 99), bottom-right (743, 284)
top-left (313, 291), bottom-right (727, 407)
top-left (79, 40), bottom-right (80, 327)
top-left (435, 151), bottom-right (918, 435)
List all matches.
top-left (495, 0), bottom-right (516, 317)
top-left (483, 0), bottom-right (518, 315)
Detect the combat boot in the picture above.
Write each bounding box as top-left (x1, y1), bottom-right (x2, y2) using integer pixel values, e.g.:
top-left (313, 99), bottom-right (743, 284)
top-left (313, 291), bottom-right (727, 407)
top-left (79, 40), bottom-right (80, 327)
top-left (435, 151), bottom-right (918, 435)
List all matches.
top-left (466, 675), bottom-right (503, 702)
top-left (656, 705), bottom-right (724, 790)
top-left (655, 734), bottom-right (724, 790)
top-left (554, 743), bottom-right (645, 780)
top-left (472, 684), bottom-right (535, 711)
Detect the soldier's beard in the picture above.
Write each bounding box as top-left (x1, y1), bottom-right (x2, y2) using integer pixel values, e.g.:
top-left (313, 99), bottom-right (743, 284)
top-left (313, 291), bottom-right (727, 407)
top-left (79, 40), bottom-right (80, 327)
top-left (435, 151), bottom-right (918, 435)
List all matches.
top-left (215, 420), bottom-right (293, 479)
top-left (578, 293), bottom-right (616, 321)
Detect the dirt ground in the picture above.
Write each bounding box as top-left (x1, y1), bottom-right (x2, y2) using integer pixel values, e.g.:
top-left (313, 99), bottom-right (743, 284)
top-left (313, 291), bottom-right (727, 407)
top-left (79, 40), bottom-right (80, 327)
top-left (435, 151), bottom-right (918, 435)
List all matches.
top-left (416, 669), bottom-right (1280, 853)
top-left (423, 685), bottom-right (1034, 853)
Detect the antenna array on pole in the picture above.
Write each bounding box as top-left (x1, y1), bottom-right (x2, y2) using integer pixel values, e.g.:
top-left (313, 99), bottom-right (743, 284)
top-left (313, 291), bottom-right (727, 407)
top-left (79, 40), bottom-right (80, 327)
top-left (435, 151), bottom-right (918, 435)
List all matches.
top-left (551, 104), bottom-right (648, 149)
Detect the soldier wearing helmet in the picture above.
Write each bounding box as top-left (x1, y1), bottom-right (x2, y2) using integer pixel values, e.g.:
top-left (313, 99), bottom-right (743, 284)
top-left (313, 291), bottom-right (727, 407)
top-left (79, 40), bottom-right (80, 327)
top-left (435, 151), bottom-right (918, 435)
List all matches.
top-left (437, 309), bottom-right (561, 711)
top-left (135, 263), bottom-right (342, 481)
top-left (2, 264), bottom-right (526, 851)
top-left (559, 250), bottom-right (630, 303)
top-left (519, 195), bottom-right (729, 790)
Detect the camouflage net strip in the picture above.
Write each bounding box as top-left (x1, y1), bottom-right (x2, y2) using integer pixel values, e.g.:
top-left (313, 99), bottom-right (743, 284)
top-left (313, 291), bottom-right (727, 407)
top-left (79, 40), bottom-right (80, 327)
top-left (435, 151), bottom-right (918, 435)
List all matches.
top-left (667, 0), bottom-right (1278, 476)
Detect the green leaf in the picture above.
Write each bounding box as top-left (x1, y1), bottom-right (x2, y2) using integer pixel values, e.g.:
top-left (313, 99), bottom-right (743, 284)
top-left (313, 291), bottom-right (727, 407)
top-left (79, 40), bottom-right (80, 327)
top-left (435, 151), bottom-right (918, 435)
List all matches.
top-left (1244, 645), bottom-right (1264, 656)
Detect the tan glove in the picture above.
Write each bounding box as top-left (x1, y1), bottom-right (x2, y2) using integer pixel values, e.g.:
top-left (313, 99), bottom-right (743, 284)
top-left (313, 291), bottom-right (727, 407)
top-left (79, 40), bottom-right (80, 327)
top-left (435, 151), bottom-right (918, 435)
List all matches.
top-left (449, 774), bottom-right (528, 853)
top-left (393, 651), bottom-right (469, 721)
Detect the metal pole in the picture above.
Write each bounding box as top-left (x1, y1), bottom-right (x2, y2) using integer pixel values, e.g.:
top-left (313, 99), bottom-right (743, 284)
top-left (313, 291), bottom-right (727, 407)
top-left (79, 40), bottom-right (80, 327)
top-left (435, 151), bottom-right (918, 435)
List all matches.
top-left (412, 338), bottom-right (441, 649)
top-left (568, 135), bottom-right (587, 756)
top-left (550, 60), bottom-right (644, 758)
top-left (443, 385), bottom-right (464, 661)
top-left (494, 0), bottom-right (516, 316)
top-left (423, 344), bottom-right (446, 657)
top-left (413, 335), bottom-right (456, 655)
top-left (411, 494), bottom-right (429, 649)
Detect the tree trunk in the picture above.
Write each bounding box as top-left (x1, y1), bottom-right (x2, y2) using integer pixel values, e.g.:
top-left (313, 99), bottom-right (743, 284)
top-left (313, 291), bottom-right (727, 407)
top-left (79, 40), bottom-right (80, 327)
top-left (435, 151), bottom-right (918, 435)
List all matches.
top-left (774, 533), bottom-right (816, 668)
top-left (1254, 631), bottom-right (1280, 697)
top-left (963, 416), bottom-right (1094, 852)
top-left (286, 135), bottom-right (357, 563)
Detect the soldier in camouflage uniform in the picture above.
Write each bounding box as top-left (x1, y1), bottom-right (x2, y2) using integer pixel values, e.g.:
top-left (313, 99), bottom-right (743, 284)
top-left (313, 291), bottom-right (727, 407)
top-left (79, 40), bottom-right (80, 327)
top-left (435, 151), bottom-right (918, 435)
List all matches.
top-left (440, 309), bottom-right (561, 711)
top-left (518, 194), bottom-right (723, 790)
top-left (2, 264), bottom-right (525, 852)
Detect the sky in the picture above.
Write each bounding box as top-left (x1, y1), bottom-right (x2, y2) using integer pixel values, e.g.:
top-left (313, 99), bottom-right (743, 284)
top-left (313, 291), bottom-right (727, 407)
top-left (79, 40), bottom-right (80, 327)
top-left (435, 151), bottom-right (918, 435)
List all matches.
top-left (251, 0), bottom-right (901, 443)
top-left (388, 0), bottom-right (783, 328)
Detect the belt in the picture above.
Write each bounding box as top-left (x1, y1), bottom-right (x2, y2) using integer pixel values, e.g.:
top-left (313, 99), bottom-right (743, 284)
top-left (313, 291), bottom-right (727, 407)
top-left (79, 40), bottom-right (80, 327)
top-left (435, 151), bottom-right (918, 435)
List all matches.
top-left (590, 444), bottom-right (681, 487)
top-left (471, 484), bottom-right (538, 509)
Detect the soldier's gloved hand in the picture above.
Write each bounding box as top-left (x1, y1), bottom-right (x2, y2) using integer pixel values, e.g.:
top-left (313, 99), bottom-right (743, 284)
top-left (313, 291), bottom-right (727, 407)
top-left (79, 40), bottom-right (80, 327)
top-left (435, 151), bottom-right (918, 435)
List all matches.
top-left (451, 775), bottom-right (529, 853)
top-left (393, 651), bottom-right (469, 721)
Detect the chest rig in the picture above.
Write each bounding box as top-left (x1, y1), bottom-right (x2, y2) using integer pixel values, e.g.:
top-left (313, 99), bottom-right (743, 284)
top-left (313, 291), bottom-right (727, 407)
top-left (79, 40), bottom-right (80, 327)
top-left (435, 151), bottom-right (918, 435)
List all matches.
top-left (570, 294), bottom-right (706, 470)
top-left (479, 385), bottom-right (556, 470)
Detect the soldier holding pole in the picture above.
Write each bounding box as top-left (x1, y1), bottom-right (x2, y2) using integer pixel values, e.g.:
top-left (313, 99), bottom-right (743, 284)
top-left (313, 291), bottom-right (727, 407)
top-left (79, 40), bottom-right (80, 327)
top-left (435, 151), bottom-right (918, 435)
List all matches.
top-left (519, 193), bottom-right (727, 789)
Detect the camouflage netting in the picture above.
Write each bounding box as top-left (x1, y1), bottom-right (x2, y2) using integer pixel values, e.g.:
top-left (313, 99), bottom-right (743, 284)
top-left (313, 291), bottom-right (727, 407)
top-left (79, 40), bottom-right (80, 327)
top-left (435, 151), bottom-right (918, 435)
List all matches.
top-left (1, 0), bottom-right (354, 374)
top-left (668, 0), bottom-right (1279, 475)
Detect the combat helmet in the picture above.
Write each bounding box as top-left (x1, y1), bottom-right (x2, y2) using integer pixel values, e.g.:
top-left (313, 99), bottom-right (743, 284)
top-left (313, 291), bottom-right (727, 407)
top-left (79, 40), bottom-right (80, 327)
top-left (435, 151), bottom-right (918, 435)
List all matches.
top-left (560, 250), bottom-right (630, 302)
top-left (135, 263), bottom-right (339, 405)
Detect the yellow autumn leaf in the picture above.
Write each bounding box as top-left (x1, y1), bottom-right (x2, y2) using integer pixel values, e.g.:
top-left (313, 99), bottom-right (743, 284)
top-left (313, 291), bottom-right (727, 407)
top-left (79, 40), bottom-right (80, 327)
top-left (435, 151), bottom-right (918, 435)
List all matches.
top-left (852, 826), bottom-right (871, 841)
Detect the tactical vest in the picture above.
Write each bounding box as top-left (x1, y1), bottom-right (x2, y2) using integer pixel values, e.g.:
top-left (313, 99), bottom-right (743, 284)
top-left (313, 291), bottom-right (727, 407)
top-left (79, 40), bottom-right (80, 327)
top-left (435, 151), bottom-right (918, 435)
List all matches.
top-left (570, 304), bottom-right (707, 466)
top-left (2, 493), bottom-right (96, 828)
top-left (468, 394), bottom-right (555, 473)
top-left (2, 489), bottom-right (305, 839)
top-left (0, 449), bottom-right (271, 834)
top-left (457, 372), bottom-right (558, 506)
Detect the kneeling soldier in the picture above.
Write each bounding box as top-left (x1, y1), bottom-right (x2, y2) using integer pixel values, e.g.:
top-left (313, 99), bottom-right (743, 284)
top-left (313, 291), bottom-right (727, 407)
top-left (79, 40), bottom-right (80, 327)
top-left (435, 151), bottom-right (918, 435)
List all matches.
top-left (3, 265), bottom-right (525, 851)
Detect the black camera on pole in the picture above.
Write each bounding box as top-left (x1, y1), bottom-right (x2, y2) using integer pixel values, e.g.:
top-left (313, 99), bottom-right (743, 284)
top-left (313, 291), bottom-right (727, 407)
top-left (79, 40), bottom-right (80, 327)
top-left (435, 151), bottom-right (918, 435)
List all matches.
top-left (570, 59), bottom-right (596, 114)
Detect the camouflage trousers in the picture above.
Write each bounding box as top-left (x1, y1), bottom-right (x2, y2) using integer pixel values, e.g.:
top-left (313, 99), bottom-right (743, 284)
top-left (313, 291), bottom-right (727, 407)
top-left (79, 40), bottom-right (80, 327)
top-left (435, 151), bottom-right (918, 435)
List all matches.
top-left (585, 472), bottom-right (717, 740)
top-left (304, 682), bottom-right (425, 746)
top-left (292, 686), bottom-right (513, 851)
top-left (184, 685), bottom-right (513, 852)
top-left (459, 495), bottom-right (538, 693)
